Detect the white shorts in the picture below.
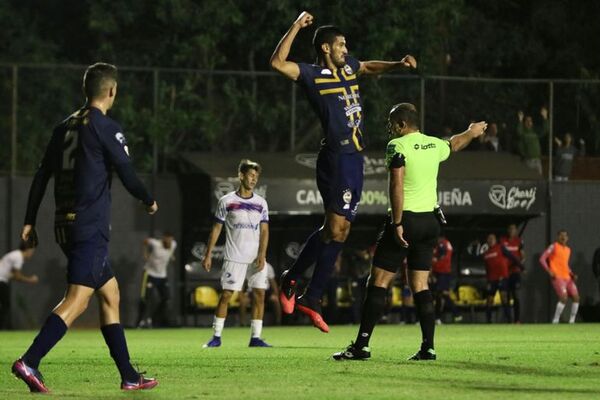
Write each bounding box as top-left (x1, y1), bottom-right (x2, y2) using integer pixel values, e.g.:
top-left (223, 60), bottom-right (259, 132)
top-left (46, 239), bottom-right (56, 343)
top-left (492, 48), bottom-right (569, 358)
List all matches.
top-left (221, 260), bottom-right (268, 292)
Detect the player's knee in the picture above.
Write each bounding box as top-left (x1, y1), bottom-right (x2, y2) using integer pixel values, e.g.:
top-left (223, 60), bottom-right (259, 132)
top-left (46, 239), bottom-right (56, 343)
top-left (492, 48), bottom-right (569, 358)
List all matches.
top-left (253, 289), bottom-right (265, 302)
top-left (220, 290), bottom-right (233, 303)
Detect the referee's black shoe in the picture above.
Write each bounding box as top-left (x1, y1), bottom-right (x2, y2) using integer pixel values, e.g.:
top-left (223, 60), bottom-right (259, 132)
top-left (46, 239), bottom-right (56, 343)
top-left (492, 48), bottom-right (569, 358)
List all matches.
top-left (279, 270), bottom-right (297, 315)
top-left (408, 348), bottom-right (436, 361)
top-left (332, 342), bottom-right (371, 361)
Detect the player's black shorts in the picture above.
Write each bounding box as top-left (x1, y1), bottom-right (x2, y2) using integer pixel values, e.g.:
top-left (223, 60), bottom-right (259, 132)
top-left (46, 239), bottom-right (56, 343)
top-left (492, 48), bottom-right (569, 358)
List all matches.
top-left (372, 211), bottom-right (440, 272)
top-left (508, 272), bottom-right (521, 291)
top-left (432, 272), bottom-right (452, 292)
top-left (316, 148), bottom-right (364, 222)
top-left (486, 278), bottom-right (508, 296)
top-left (60, 231), bottom-right (114, 289)
top-left (142, 273), bottom-right (169, 301)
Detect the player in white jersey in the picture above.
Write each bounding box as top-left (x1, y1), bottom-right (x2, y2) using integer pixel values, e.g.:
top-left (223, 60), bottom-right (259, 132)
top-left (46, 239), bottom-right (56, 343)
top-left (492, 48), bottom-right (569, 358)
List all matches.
top-left (137, 232), bottom-right (177, 328)
top-left (1, 240), bottom-right (39, 329)
top-left (202, 159), bottom-right (271, 347)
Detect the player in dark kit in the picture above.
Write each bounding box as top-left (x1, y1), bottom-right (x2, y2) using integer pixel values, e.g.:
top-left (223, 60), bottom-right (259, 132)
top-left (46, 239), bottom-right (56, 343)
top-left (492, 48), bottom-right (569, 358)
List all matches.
top-left (11, 63), bottom-right (159, 393)
top-left (271, 11), bottom-right (417, 332)
top-left (333, 103), bottom-right (486, 361)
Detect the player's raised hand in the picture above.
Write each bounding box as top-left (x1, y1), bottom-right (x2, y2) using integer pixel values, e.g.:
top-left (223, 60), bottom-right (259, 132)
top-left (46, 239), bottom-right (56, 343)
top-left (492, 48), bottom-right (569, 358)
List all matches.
top-left (294, 11), bottom-right (314, 28)
top-left (540, 106), bottom-right (548, 120)
top-left (468, 121), bottom-right (488, 138)
top-left (21, 224), bottom-right (33, 242)
top-left (202, 256), bottom-right (212, 272)
top-left (517, 110), bottom-right (524, 122)
top-left (400, 55), bottom-right (417, 69)
top-left (146, 201), bottom-right (158, 215)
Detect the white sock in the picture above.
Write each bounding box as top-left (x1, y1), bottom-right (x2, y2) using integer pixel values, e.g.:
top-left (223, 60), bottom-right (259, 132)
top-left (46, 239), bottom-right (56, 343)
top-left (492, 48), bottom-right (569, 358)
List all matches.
top-left (553, 302), bottom-right (565, 323)
top-left (250, 319), bottom-right (263, 338)
top-left (213, 317), bottom-right (225, 337)
top-left (569, 302), bottom-right (579, 323)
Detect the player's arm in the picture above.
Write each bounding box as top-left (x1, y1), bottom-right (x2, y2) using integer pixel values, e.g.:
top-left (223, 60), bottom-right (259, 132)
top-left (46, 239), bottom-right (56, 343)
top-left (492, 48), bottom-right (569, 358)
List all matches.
top-left (255, 222), bottom-right (269, 272)
top-left (202, 222), bottom-right (223, 272)
top-left (11, 269), bottom-right (39, 284)
top-left (389, 156), bottom-right (408, 247)
top-left (100, 128), bottom-right (157, 214)
top-left (358, 55), bottom-right (417, 75)
top-left (539, 245), bottom-right (555, 278)
top-left (22, 131), bottom-right (59, 241)
top-left (270, 11), bottom-right (313, 80)
top-left (448, 122), bottom-right (488, 152)
top-left (501, 245), bottom-right (523, 269)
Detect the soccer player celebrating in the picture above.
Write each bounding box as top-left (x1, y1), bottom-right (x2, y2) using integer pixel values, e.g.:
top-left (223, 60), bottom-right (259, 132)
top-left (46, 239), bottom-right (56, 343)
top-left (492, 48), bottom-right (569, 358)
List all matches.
top-left (334, 103), bottom-right (486, 361)
top-left (539, 230), bottom-right (579, 323)
top-left (138, 232), bottom-right (177, 328)
top-left (12, 63), bottom-right (159, 392)
top-left (500, 223), bottom-right (526, 323)
top-left (0, 240), bottom-right (39, 329)
top-left (202, 159), bottom-right (271, 348)
top-left (270, 11), bottom-right (417, 332)
top-left (431, 235), bottom-right (460, 324)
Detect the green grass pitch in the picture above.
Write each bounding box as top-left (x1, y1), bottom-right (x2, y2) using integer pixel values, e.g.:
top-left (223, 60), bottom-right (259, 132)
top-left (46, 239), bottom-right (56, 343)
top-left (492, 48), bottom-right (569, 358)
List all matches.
top-left (2, 324), bottom-right (599, 399)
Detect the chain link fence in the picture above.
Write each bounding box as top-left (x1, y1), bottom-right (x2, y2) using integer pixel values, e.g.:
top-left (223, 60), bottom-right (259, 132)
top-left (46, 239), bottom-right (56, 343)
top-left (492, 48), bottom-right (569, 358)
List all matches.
top-left (1, 63), bottom-right (600, 175)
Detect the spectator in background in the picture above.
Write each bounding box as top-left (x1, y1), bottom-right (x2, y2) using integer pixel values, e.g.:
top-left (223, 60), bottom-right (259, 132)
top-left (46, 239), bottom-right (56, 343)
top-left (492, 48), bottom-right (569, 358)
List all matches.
top-left (0, 241), bottom-right (39, 330)
top-left (517, 108), bottom-right (548, 174)
top-left (553, 133), bottom-right (580, 181)
top-left (431, 235), bottom-right (460, 324)
top-left (479, 122), bottom-right (501, 152)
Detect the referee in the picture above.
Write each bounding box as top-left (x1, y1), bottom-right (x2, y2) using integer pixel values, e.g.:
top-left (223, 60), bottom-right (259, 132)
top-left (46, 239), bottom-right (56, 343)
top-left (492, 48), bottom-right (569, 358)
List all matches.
top-left (334, 103), bottom-right (486, 361)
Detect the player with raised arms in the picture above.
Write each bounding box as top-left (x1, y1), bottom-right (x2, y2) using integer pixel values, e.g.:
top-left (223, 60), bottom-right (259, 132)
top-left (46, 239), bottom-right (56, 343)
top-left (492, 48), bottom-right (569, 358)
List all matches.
top-left (270, 11), bottom-right (417, 332)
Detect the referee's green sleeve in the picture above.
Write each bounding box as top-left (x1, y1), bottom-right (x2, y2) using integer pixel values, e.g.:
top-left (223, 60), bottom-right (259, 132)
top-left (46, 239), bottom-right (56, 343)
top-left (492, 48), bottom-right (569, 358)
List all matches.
top-left (439, 138), bottom-right (451, 161)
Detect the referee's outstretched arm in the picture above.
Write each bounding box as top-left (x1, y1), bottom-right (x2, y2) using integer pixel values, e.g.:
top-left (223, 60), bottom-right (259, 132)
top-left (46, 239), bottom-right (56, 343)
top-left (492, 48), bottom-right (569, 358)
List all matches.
top-left (448, 122), bottom-right (488, 152)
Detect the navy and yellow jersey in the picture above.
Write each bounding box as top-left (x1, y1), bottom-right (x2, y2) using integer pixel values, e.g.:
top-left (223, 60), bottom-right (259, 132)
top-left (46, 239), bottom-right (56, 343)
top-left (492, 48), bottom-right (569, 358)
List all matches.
top-left (24, 106), bottom-right (153, 243)
top-left (296, 56), bottom-right (365, 153)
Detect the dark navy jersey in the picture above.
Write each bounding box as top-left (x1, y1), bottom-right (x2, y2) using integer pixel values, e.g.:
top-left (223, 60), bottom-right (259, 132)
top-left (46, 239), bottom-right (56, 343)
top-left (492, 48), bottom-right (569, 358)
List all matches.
top-left (24, 106), bottom-right (153, 243)
top-left (296, 56), bottom-right (365, 153)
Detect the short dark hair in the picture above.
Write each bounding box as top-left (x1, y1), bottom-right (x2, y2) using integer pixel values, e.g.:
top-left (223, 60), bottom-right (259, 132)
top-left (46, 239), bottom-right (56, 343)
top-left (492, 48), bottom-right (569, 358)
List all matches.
top-left (83, 62), bottom-right (118, 99)
top-left (313, 25), bottom-right (344, 60)
top-left (390, 103), bottom-right (420, 129)
top-left (19, 236), bottom-right (37, 251)
top-left (238, 159), bottom-right (262, 175)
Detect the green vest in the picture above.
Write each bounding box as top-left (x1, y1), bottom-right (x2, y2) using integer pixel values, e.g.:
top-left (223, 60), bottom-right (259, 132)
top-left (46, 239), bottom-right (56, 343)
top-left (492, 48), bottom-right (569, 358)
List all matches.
top-left (385, 132), bottom-right (451, 212)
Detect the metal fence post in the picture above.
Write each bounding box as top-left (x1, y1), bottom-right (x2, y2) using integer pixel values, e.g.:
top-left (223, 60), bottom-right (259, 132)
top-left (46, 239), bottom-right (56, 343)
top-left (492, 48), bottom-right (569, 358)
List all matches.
top-left (420, 77), bottom-right (425, 132)
top-left (290, 81), bottom-right (296, 152)
top-left (545, 80), bottom-right (554, 322)
top-left (151, 68), bottom-right (159, 236)
top-left (6, 65), bottom-right (18, 251)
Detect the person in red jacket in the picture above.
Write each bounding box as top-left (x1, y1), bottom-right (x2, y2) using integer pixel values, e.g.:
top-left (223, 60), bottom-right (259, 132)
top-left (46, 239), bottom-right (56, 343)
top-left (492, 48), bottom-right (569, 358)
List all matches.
top-left (431, 236), bottom-right (460, 324)
top-left (482, 234), bottom-right (520, 323)
top-left (499, 224), bottom-right (525, 323)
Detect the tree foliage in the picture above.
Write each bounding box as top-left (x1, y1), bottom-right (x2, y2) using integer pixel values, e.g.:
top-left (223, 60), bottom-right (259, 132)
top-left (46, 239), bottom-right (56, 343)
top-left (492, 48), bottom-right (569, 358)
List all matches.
top-left (1, 0), bottom-right (599, 172)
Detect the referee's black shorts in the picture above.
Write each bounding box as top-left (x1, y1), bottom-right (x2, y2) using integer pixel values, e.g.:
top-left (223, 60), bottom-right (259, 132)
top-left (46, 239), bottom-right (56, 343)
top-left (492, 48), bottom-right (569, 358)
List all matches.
top-left (372, 211), bottom-right (440, 272)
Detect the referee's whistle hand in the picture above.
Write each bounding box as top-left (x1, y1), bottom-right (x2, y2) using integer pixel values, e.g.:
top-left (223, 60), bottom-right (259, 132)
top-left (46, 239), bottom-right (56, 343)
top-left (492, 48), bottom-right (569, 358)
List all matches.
top-left (146, 201), bottom-right (158, 215)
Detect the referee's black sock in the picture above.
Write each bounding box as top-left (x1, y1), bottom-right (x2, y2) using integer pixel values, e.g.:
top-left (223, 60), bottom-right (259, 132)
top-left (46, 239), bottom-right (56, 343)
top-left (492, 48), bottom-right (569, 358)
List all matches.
top-left (414, 290), bottom-right (435, 352)
top-left (23, 313), bottom-right (67, 369)
top-left (355, 286), bottom-right (387, 349)
top-left (101, 324), bottom-right (139, 383)
top-left (287, 230), bottom-right (322, 280)
top-left (304, 240), bottom-right (343, 300)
